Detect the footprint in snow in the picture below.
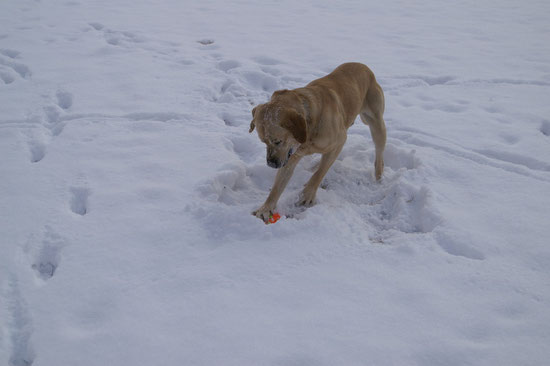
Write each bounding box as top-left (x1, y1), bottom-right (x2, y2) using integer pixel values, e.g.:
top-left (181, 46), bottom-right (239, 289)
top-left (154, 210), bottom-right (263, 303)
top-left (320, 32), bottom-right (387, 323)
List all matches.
top-left (5, 276), bottom-right (36, 366)
top-left (89, 24), bottom-right (144, 46)
top-left (28, 226), bottom-right (66, 280)
top-left (0, 52), bottom-right (31, 80)
top-left (28, 139), bottom-right (47, 163)
top-left (56, 89), bottom-right (73, 110)
top-left (220, 111), bottom-right (241, 127)
top-left (0, 70), bottom-right (16, 84)
top-left (0, 48), bottom-right (21, 58)
top-left (212, 78), bottom-right (248, 103)
top-left (0, 49), bottom-right (21, 84)
top-left (70, 186), bottom-right (91, 216)
top-left (26, 106), bottom-right (69, 164)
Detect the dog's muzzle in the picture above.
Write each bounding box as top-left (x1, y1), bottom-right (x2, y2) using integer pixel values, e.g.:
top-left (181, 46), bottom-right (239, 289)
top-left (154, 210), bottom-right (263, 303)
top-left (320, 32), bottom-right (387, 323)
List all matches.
top-left (267, 158), bottom-right (281, 169)
top-left (267, 148), bottom-right (296, 169)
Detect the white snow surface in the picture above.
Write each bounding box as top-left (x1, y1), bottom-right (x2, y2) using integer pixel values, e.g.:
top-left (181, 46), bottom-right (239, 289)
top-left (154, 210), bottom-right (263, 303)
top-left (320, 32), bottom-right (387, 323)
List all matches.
top-left (2, 0), bottom-right (550, 365)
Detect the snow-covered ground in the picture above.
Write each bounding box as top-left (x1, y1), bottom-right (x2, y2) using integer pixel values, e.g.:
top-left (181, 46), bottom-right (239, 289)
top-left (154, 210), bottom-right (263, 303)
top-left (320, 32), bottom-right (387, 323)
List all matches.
top-left (2, 0), bottom-right (550, 365)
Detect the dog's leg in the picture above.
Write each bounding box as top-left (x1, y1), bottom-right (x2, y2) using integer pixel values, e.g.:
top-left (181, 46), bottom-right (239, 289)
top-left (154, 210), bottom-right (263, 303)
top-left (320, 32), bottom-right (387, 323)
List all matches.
top-left (300, 143), bottom-right (345, 206)
top-left (362, 114), bottom-right (386, 180)
top-left (361, 83), bottom-right (386, 180)
top-left (253, 154), bottom-right (302, 222)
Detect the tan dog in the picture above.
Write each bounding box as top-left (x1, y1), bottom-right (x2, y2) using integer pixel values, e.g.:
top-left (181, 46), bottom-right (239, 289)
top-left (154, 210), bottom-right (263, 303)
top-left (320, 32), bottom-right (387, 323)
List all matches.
top-left (249, 62), bottom-right (386, 223)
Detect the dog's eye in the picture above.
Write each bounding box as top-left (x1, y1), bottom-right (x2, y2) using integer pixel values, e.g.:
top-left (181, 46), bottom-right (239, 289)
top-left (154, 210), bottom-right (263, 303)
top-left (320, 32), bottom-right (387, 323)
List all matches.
top-left (274, 140), bottom-right (282, 146)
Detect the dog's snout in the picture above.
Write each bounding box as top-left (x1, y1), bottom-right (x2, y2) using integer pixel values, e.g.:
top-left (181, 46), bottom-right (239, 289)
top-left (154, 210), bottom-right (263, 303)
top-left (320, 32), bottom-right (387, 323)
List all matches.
top-left (267, 157), bottom-right (280, 169)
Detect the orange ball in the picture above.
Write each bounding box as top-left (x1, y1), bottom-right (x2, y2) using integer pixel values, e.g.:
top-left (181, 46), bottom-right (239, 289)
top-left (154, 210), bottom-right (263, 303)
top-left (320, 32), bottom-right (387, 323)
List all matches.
top-left (268, 212), bottom-right (281, 224)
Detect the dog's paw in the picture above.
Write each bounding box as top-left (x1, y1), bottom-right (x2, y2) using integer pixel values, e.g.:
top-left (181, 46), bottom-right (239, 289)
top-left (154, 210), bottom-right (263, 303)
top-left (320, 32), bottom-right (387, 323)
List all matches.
top-left (252, 204), bottom-right (275, 223)
top-left (298, 190), bottom-right (316, 207)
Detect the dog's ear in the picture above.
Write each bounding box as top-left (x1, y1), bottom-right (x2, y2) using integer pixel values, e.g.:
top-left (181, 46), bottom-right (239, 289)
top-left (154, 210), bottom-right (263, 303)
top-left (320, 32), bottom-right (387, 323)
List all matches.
top-left (249, 106), bottom-right (258, 133)
top-left (281, 109), bottom-right (307, 144)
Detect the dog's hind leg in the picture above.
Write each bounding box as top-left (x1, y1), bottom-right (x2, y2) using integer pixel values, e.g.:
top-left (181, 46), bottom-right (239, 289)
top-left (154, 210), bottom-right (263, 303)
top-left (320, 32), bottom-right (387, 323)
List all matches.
top-left (360, 82), bottom-right (386, 181)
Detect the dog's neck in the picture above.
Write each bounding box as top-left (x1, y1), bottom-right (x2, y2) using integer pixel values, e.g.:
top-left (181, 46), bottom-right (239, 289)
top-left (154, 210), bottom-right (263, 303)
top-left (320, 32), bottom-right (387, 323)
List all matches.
top-left (295, 88), bottom-right (315, 126)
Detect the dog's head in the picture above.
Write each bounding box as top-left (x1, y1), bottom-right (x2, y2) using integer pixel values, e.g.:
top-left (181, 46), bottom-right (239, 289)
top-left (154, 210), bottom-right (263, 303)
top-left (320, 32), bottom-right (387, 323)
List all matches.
top-left (249, 103), bottom-right (307, 169)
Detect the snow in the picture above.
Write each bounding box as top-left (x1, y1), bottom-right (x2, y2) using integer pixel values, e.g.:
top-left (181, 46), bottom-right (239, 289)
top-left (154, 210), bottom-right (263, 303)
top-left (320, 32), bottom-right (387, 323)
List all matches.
top-left (1, 0), bottom-right (550, 365)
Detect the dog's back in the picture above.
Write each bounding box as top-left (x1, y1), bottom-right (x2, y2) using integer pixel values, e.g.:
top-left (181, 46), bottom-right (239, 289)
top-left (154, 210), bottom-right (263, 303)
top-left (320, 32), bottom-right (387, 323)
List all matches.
top-left (307, 63), bottom-right (376, 126)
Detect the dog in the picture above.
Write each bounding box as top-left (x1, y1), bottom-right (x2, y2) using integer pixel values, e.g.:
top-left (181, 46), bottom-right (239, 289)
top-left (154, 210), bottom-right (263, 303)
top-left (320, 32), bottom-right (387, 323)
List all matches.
top-left (249, 62), bottom-right (386, 223)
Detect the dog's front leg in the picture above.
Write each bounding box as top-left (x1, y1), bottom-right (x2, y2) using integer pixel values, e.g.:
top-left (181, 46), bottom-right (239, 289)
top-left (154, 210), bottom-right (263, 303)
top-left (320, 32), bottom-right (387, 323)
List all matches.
top-left (253, 154), bottom-right (302, 223)
top-left (300, 144), bottom-right (344, 206)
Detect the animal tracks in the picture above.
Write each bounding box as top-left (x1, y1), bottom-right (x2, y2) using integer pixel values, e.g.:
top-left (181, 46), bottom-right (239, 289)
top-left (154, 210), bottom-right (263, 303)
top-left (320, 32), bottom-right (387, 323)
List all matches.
top-left (2, 228), bottom-right (68, 364)
top-left (206, 53), bottom-right (298, 107)
top-left (70, 186), bottom-right (90, 216)
top-left (210, 71), bottom-right (279, 104)
top-left (56, 90), bottom-right (73, 110)
top-left (227, 134), bottom-right (262, 163)
top-left (26, 226), bottom-right (66, 281)
top-left (31, 234), bottom-right (63, 281)
top-left (0, 49), bottom-right (21, 58)
top-left (0, 49), bottom-right (30, 84)
top-left (0, 57), bottom-right (31, 79)
top-left (4, 277), bottom-right (36, 366)
top-left (23, 89), bottom-right (73, 163)
top-left (319, 143), bottom-right (441, 235)
top-left (27, 139), bottom-right (47, 163)
top-left (88, 22), bottom-right (145, 47)
top-left (0, 70), bottom-right (16, 84)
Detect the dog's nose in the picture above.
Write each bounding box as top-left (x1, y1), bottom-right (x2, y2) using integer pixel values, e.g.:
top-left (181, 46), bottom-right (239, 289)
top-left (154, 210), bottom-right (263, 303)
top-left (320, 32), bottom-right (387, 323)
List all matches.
top-left (267, 157), bottom-right (280, 169)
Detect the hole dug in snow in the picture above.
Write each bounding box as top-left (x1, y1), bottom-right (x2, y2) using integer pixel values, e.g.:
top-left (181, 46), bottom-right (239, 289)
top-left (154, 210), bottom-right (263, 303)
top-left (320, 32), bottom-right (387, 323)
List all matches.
top-left (383, 144), bottom-right (421, 171)
top-left (194, 139), bottom-right (440, 243)
top-left (197, 163), bottom-right (252, 205)
top-left (376, 184), bottom-right (441, 234)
